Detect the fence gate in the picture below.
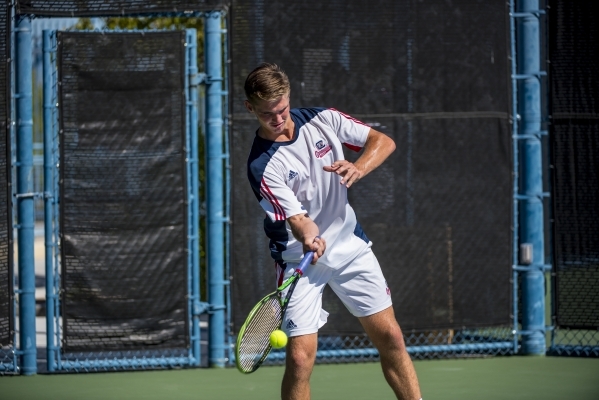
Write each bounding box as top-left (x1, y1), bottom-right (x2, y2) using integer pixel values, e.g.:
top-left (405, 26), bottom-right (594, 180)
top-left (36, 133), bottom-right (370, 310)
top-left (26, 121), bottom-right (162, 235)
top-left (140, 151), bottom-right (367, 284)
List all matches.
top-left (43, 29), bottom-right (202, 371)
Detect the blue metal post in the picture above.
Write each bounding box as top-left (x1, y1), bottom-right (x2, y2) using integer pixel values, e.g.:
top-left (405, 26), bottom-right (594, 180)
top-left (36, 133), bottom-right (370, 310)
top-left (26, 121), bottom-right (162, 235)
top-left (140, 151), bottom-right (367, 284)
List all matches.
top-left (517, 0), bottom-right (546, 355)
top-left (509, 0), bottom-right (520, 355)
top-left (222, 15), bottom-right (233, 365)
top-left (15, 16), bottom-right (36, 374)
top-left (186, 29), bottom-right (201, 366)
top-left (42, 30), bottom-right (57, 371)
top-left (51, 33), bottom-right (62, 370)
top-left (205, 13), bottom-right (226, 367)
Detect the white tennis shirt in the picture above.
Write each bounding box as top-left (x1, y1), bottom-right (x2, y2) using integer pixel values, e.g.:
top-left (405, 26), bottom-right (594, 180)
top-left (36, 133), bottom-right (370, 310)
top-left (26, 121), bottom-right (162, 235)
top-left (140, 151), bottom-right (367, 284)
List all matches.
top-left (247, 107), bottom-right (372, 268)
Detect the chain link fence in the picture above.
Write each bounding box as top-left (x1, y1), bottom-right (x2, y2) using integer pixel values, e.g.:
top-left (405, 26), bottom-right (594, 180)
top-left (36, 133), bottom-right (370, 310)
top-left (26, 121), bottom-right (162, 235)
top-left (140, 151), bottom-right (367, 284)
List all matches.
top-left (230, 0), bottom-right (514, 364)
top-left (548, 0), bottom-right (599, 355)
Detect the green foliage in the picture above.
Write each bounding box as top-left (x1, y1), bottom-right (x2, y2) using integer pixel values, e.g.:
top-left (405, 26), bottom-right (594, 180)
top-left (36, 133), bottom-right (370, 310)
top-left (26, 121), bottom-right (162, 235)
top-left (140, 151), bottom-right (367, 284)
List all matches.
top-left (75, 17), bottom-right (205, 64)
top-left (74, 18), bottom-right (94, 30)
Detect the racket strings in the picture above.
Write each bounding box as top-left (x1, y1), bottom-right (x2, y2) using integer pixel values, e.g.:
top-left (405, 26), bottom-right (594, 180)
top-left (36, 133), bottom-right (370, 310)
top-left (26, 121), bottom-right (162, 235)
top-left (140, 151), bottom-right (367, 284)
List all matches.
top-left (237, 295), bottom-right (283, 372)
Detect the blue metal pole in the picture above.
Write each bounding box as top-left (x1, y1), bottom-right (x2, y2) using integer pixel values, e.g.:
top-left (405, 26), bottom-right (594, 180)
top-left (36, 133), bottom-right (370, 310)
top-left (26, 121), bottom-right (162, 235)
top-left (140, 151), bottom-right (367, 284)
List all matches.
top-left (509, 0), bottom-right (521, 356)
top-left (186, 29), bottom-right (201, 366)
top-left (222, 15), bottom-right (233, 365)
top-left (15, 16), bottom-right (36, 374)
top-left (42, 30), bottom-right (56, 372)
top-left (51, 35), bottom-right (62, 370)
top-left (517, 0), bottom-right (546, 355)
top-left (184, 31), bottom-right (192, 363)
top-left (205, 12), bottom-right (226, 367)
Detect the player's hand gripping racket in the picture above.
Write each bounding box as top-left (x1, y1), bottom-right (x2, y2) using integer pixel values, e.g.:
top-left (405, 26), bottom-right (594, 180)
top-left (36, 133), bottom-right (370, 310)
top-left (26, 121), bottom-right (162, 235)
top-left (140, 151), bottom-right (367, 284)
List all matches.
top-left (235, 251), bottom-right (314, 374)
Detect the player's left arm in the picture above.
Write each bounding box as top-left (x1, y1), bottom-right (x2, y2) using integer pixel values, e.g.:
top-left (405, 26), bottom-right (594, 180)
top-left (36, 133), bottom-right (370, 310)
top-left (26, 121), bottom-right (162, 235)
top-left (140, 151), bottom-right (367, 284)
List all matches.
top-left (323, 128), bottom-right (395, 188)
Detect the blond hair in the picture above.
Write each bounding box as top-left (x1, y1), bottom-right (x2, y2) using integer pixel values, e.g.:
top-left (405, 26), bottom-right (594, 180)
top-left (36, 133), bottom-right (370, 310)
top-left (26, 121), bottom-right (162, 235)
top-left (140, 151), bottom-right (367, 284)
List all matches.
top-left (244, 63), bottom-right (290, 104)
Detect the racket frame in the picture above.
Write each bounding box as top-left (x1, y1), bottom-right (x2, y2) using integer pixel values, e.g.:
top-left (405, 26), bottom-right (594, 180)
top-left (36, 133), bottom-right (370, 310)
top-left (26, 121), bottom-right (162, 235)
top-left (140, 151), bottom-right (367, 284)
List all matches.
top-left (235, 252), bottom-right (313, 373)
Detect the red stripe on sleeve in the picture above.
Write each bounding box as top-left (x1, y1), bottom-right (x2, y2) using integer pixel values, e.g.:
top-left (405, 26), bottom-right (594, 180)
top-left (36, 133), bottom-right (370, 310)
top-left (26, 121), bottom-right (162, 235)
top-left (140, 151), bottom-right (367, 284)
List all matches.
top-left (261, 178), bottom-right (286, 220)
top-left (261, 187), bottom-right (284, 221)
top-left (343, 143), bottom-right (362, 152)
top-left (329, 107), bottom-right (369, 126)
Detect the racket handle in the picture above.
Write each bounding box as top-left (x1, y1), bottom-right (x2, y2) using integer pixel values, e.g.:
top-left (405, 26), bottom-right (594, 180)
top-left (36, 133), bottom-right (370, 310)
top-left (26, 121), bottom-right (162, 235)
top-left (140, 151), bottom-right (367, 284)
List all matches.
top-left (296, 251), bottom-right (314, 275)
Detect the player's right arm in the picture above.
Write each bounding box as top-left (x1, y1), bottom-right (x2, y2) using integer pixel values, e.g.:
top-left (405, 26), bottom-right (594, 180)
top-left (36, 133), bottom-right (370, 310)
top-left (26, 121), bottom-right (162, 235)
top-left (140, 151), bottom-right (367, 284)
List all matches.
top-left (324, 128), bottom-right (396, 188)
top-left (248, 154), bottom-right (326, 264)
top-left (321, 108), bottom-right (396, 188)
top-left (287, 213), bottom-right (326, 264)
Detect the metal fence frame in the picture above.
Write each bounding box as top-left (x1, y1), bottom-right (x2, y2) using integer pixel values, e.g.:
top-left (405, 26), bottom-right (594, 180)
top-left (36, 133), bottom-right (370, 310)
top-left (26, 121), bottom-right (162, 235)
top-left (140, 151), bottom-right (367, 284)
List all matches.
top-left (3, 2), bottom-right (598, 376)
top-left (42, 27), bottom-right (203, 372)
top-left (233, 0), bottom-right (596, 367)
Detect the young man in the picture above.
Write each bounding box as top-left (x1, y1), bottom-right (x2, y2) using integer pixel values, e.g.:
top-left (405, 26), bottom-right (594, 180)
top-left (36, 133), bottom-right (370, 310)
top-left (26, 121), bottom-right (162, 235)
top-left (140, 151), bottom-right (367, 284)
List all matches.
top-left (245, 63), bottom-right (422, 400)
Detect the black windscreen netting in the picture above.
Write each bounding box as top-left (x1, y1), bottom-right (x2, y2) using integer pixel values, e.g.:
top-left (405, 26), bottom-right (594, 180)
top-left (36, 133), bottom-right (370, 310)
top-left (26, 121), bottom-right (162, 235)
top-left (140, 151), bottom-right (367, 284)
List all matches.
top-left (231, 0), bottom-right (512, 333)
top-left (58, 31), bottom-right (189, 351)
top-left (16, 0), bottom-right (227, 17)
top-left (550, 1), bottom-right (599, 329)
top-left (0, 2), bottom-right (12, 347)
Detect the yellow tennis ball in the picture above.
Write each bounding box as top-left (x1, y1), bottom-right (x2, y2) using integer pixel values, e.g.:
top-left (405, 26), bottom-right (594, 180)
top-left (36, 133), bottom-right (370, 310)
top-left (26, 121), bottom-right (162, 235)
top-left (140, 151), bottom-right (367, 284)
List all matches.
top-left (269, 329), bottom-right (288, 348)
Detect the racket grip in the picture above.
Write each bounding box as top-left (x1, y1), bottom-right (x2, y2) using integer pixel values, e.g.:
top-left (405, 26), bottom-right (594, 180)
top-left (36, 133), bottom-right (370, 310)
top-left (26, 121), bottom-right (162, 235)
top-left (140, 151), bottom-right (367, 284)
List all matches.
top-left (296, 251), bottom-right (314, 275)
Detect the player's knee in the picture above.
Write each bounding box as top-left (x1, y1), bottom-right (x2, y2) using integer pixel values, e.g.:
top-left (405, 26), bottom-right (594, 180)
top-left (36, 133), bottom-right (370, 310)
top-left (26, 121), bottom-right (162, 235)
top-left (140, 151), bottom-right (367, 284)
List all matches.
top-left (286, 346), bottom-right (316, 374)
top-left (391, 330), bottom-right (408, 352)
top-left (376, 324), bottom-right (408, 353)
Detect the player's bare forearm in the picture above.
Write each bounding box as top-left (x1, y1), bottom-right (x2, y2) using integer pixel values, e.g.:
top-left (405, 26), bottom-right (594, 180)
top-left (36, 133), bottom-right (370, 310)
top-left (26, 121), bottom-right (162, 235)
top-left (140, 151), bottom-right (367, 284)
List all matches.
top-left (323, 129), bottom-right (395, 188)
top-left (287, 213), bottom-right (326, 263)
top-left (355, 128), bottom-right (396, 176)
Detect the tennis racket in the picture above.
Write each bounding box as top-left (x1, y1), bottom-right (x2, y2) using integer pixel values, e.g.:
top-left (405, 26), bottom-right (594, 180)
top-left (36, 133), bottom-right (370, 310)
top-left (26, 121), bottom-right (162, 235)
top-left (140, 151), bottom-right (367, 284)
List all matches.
top-left (235, 251), bottom-right (314, 374)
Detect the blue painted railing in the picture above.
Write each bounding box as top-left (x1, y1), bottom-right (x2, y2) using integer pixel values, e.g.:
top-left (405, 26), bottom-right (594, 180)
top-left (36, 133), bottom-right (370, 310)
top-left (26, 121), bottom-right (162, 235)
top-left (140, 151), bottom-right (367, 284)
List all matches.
top-left (205, 12), bottom-right (228, 368)
top-left (15, 15), bottom-right (37, 375)
top-left (510, 0), bottom-right (550, 356)
top-left (186, 28), bottom-right (202, 366)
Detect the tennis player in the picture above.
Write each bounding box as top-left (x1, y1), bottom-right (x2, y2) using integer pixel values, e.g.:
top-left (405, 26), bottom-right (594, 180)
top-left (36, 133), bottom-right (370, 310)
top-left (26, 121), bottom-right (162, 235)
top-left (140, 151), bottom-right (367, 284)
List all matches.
top-left (245, 63), bottom-right (422, 400)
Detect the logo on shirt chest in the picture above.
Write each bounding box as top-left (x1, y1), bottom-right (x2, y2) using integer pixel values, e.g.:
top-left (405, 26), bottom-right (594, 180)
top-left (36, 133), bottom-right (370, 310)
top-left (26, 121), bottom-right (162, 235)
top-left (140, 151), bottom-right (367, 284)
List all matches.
top-left (288, 170), bottom-right (299, 181)
top-left (314, 139), bottom-right (332, 158)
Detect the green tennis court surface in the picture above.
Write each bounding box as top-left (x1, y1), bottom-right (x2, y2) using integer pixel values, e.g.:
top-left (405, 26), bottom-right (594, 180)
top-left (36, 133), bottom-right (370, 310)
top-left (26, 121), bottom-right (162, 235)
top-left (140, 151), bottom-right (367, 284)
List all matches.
top-left (2, 357), bottom-right (598, 399)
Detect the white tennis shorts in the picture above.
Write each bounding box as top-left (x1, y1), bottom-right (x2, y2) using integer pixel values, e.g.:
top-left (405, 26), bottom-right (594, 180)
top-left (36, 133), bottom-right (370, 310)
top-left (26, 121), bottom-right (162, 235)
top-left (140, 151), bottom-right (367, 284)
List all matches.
top-left (275, 246), bottom-right (392, 337)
